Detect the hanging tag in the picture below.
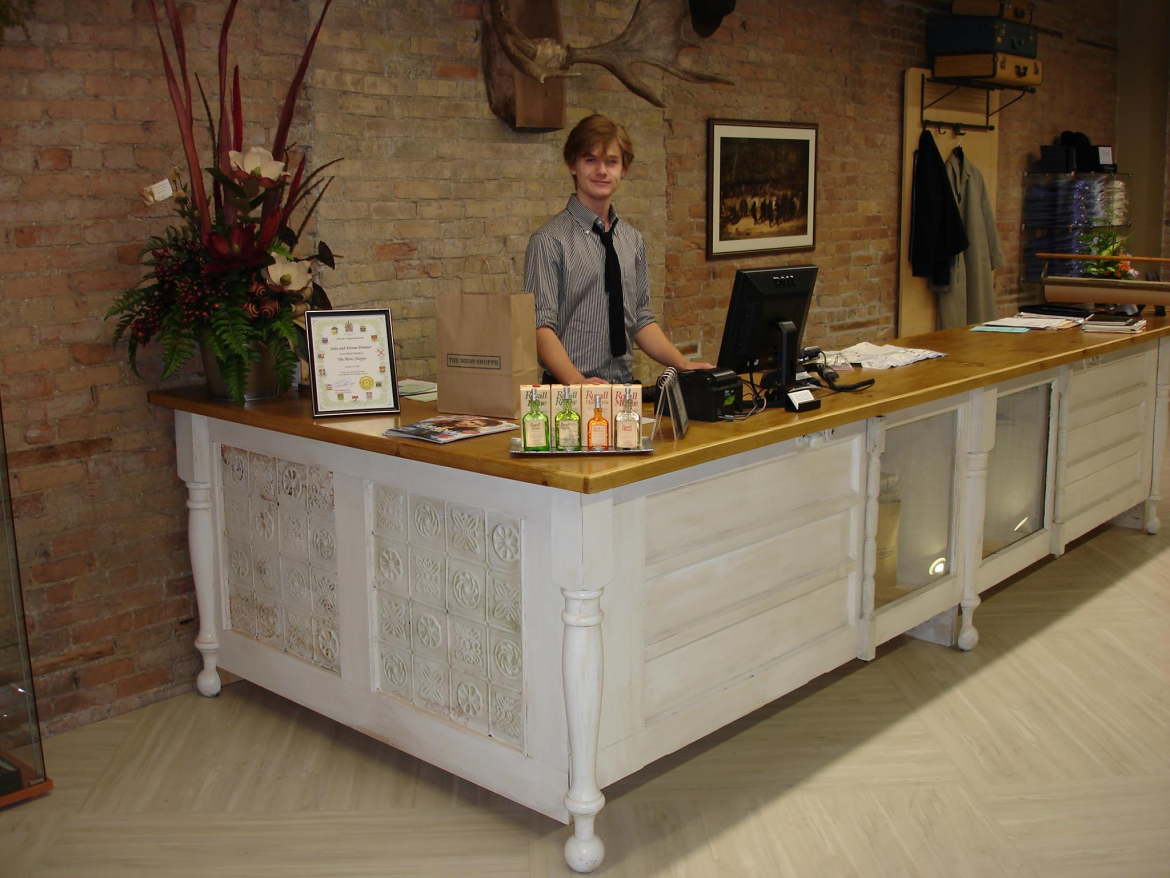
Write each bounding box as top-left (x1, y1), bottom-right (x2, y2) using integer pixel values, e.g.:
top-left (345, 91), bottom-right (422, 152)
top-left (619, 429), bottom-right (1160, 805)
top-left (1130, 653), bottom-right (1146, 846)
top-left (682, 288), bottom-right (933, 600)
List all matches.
top-left (140, 178), bottom-right (174, 206)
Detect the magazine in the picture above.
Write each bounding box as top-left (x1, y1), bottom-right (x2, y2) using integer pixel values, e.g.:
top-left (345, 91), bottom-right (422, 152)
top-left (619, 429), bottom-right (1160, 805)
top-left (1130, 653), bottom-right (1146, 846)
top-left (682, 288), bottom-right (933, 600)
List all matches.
top-left (383, 415), bottom-right (518, 444)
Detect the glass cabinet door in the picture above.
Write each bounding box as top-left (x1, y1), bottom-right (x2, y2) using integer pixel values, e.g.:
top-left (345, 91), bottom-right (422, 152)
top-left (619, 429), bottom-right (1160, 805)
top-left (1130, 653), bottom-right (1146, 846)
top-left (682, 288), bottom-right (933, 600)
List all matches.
top-left (983, 385), bottom-right (1051, 558)
top-left (0, 396), bottom-right (50, 807)
top-left (875, 410), bottom-right (958, 610)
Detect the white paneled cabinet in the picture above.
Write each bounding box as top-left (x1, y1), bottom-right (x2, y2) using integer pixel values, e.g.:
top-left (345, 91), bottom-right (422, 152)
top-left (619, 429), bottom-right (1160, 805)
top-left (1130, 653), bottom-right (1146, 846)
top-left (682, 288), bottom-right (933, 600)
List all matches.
top-left (169, 337), bottom-right (1168, 873)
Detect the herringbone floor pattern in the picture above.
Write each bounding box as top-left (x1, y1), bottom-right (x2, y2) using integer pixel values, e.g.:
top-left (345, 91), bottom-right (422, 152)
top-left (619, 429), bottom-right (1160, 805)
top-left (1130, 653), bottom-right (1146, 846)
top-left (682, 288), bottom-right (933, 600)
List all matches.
top-left (3, 459), bottom-right (1168, 877)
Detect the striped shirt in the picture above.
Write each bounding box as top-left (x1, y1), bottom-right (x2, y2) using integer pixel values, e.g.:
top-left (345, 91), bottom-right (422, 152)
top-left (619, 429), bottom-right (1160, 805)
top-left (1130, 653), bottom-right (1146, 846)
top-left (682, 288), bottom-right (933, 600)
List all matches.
top-left (524, 195), bottom-right (656, 383)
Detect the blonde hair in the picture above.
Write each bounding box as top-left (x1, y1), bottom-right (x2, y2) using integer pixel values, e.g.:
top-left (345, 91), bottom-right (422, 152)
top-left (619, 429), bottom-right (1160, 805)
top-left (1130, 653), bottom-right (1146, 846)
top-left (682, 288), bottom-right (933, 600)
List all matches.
top-left (563, 114), bottom-right (635, 170)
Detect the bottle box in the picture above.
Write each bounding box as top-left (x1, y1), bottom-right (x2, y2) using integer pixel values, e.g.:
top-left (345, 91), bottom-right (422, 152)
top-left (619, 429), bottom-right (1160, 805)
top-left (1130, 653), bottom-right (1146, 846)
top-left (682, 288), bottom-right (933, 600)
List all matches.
top-left (519, 385), bottom-right (552, 445)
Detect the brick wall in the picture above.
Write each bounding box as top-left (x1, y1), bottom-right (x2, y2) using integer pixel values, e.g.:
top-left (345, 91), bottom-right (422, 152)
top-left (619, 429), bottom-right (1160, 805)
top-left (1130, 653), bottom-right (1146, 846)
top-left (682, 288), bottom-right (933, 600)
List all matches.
top-left (1, 0), bottom-right (1124, 735)
top-left (0, 0), bottom-right (312, 734)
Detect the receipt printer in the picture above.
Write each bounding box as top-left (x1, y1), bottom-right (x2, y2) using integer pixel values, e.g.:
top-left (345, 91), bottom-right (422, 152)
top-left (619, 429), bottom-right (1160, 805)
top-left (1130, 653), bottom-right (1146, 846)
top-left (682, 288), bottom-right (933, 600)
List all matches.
top-left (678, 368), bottom-right (742, 421)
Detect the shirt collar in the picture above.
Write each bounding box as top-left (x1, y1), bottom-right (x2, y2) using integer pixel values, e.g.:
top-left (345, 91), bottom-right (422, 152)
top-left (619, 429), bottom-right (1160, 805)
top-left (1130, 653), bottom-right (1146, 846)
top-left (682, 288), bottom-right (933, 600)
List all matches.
top-left (566, 194), bottom-right (619, 233)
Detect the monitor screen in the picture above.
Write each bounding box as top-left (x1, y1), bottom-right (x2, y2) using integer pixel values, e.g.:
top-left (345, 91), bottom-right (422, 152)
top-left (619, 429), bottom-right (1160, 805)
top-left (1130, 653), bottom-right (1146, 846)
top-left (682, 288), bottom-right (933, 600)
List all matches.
top-left (716, 264), bottom-right (818, 376)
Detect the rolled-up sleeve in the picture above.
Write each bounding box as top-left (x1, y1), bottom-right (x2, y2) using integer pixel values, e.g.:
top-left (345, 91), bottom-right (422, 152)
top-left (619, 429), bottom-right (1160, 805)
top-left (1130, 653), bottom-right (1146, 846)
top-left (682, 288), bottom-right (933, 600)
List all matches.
top-left (524, 232), bottom-right (562, 333)
top-left (632, 233), bottom-right (655, 332)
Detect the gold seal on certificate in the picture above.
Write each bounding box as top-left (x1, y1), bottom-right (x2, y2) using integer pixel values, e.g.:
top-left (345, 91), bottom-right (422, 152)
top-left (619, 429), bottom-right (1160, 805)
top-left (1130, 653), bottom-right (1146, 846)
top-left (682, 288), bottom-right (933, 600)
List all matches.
top-left (305, 309), bottom-right (400, 417)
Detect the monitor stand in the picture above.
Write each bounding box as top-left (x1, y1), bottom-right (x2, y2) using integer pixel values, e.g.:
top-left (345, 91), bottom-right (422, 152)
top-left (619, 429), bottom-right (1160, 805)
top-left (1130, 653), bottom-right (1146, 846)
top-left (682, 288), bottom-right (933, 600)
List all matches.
top-left (759, 320), bottom-right (820, 413)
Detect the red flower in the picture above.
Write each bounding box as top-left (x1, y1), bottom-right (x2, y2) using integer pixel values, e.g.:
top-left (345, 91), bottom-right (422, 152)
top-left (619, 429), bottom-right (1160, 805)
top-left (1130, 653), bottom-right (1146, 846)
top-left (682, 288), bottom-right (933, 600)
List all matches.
top-left (203, 224), bottom-right (267, 274)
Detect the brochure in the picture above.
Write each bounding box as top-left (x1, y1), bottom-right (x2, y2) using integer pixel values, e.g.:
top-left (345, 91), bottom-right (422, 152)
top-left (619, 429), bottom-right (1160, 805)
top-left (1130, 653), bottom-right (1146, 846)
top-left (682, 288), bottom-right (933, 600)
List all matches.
top-left (383, 416), bottom-right (518, 444)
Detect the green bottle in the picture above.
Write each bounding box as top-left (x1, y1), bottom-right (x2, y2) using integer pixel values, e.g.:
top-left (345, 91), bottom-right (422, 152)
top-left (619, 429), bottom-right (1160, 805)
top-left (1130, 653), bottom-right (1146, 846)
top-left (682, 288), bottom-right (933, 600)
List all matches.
top-left (522, 387), bottom-right (550, 451)
top-left (554, 388), bottom-right (581, 451)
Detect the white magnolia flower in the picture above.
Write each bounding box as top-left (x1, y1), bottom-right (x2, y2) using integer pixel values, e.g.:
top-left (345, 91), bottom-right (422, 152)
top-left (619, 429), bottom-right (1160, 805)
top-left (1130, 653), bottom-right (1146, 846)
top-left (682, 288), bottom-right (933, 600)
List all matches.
top-left (266, 253), bottom-right (311, 291)
top-left (229, 147), bottom-right (287, 187)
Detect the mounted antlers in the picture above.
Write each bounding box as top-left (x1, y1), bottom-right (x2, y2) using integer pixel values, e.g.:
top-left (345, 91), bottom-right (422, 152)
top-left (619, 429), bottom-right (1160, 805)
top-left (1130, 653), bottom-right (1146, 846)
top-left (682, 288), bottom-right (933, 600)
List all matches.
top-left (484, 0), bottom-right (734, 122)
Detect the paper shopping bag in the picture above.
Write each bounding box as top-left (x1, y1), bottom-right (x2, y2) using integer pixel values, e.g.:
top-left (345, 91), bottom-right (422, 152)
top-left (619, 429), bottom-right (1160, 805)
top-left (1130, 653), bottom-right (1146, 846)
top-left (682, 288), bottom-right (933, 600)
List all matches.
top-left (436, 292), bottom-right (539, 419)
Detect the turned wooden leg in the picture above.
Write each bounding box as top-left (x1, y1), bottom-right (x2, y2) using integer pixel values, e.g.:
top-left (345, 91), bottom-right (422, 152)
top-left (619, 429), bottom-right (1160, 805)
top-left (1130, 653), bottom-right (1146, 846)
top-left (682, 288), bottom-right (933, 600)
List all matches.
top-left (187, 479), bottom-right (221, 697)
top-left (959, 390), bottom-right (992, 652)
top-left (561, 583), bottom-right (605, 873)
top-left (958, 595), bottom-right (980, 651)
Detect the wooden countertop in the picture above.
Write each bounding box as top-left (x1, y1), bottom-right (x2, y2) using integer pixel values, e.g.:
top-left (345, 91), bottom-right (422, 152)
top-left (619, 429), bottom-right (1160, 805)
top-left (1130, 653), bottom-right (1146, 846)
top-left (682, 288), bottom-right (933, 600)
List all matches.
top-left (150, 320), bottom-right (1170, 494)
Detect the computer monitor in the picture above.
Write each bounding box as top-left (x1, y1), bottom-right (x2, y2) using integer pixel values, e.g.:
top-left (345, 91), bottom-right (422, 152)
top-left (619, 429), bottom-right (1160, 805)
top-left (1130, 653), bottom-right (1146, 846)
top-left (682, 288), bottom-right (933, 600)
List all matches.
top-left (716, 264), bottom-right (818, 385)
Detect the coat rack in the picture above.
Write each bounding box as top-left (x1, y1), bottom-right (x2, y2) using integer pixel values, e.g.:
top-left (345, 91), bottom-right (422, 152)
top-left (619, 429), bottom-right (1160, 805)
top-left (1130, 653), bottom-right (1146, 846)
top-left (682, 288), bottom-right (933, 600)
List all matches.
top-left (899, 68), bottom-right (1004, 336)
top-left (920, 73), bottom-right (1034, 136)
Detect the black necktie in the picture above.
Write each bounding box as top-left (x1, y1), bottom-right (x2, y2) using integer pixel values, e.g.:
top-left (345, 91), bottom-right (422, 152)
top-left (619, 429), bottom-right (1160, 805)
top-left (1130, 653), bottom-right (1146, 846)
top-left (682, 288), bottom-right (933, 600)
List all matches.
top-left (597, 221), bottom-right (626, 358)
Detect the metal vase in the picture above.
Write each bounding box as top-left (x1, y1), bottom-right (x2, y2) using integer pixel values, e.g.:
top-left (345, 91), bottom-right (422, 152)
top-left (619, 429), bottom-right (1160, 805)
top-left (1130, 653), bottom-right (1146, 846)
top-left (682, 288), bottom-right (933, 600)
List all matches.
top-left (199, 340), bottom-right (280, 402)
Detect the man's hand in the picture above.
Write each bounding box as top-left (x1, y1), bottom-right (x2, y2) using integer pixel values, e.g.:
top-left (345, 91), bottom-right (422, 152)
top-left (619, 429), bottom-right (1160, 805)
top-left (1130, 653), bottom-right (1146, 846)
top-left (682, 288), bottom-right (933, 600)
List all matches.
top-left (679, 360), bottom-right (715, 371)
top-left (581, 377), bottom-right (608, 385)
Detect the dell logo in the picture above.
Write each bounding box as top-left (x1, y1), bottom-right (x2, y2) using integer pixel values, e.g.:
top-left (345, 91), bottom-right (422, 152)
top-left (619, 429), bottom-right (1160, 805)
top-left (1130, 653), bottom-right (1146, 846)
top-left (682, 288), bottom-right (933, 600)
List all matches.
top-left (771, 274), bottom-right (796, 287)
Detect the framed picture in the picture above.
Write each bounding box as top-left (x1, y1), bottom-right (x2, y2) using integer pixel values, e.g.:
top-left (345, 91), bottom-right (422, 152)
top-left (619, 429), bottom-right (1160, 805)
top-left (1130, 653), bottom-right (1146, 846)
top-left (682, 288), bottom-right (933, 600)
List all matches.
top-left (707, 119), bottom-right (818, 259)
top-left (305, 309), bottom-right (400, 417)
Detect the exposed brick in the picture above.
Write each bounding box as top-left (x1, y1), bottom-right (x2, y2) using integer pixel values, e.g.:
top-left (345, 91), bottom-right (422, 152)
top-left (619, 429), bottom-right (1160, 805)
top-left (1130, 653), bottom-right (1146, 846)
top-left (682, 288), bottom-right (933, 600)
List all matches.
top-left (0, 274), bottom-right (72, 299)
top-left (0, 47), bottom-right (45, 69)
top-left (11, 493), bottom-right (47, 518)
top-left (13, 223), bottom-right (82, 247)
top-left (6, 438), bottom-right (112, 469)
top-left (76, 657), bottom-right (136, 688)
top-left (31, 550), bottom-right (97, 584)
top-left (24, 423), bottom-right (56, 445)
top-left (70, 342), bottom-right (119, 365)
top-left (52, 48), bottom-right (114, 70)
top-left (2, 346), bottom-right (73, 375)
top-left (0, 372), bottom-right (55, 401)
top-left (69, 266), bottom-right (140, 293)
top-left (15, 462), bottom-right (88, 494)
top-left (115, 667), bottom-right (173, 700)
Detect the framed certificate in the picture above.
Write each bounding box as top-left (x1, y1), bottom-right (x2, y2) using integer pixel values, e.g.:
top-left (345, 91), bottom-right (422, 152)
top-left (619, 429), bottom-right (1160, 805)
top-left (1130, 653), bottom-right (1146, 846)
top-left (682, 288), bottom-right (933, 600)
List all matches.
top-left (305, 309), bottom-right (400, 417)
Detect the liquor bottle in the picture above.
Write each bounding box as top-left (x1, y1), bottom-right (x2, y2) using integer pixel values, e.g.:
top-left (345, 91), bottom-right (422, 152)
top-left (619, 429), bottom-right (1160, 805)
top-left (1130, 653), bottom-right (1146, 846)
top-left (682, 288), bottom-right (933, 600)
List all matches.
top-left (586, 393), bottom-right (609, 451)
top-left (554, 387), bottom-right (581, 451)
top-left (614, 389), bottom-right (641, 449)
top-left (522, 387), bottom-right (550, 451)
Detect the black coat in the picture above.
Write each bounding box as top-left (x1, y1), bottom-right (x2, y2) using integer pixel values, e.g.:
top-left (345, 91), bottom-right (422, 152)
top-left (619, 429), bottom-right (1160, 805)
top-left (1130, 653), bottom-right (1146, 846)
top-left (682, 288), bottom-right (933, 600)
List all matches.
top-left (910, 130), bottom-right (968, 286)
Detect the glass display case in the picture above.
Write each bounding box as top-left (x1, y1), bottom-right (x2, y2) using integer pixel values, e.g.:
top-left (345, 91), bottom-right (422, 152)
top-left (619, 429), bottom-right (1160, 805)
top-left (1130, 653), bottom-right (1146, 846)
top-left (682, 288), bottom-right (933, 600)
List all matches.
top-left (1022, 171), bottom-right (1130, 285)
top-left (0, 395), bottom-right (52, 808)
top-left (875, 410), bottom-right (959, 610)
top-left (983, 385), bottom-right (1052, 558)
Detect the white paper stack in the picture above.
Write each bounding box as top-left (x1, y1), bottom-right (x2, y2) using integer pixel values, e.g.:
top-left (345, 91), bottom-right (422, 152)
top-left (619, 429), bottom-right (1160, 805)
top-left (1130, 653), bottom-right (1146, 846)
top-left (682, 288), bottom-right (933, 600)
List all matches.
top-left (832, 342), bottom-right (946, 370)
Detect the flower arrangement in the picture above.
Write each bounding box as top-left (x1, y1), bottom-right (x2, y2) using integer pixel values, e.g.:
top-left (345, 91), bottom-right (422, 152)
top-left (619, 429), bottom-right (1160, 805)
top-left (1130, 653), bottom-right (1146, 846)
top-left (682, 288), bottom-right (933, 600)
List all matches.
top-left (1080, 222), bottom-right (1140, 281)
top-left (107, 0), bottom-right (338, 403)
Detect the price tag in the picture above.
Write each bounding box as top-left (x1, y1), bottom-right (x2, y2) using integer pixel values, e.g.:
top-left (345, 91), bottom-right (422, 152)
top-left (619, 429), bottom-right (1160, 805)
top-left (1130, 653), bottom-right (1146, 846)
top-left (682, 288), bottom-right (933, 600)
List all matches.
top-left (140, 178), bottom-right (174, 205)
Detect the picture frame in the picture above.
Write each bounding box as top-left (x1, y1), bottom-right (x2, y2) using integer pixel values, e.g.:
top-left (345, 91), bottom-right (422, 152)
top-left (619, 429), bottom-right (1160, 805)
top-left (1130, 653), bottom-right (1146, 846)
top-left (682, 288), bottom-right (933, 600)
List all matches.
top-left (305, 309), bottom-right (400, 417)
top-left (706, 119), bottom-right (818, 259)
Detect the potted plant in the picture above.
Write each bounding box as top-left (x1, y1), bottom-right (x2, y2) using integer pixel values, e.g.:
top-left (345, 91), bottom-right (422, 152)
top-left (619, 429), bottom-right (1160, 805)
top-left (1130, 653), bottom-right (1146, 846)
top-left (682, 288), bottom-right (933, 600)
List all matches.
top-left (1080, 221), bottom-right (1141, 281)
top-left (107, 0), bottom-right (338, 404)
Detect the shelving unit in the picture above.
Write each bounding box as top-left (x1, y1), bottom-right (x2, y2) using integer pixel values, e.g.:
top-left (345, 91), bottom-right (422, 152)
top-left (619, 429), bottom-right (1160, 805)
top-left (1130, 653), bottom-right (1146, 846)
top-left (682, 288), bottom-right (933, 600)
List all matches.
top-left (1022, 171), bottom-right (1130, 284)
top-left (920, 74), bottom-right (1035, 135)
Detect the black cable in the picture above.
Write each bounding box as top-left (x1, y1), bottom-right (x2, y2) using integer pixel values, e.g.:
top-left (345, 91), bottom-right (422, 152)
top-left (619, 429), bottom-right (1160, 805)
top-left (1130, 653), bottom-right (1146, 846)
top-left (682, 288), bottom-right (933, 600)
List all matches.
top-left (809, 361), bottom-right (874, 393)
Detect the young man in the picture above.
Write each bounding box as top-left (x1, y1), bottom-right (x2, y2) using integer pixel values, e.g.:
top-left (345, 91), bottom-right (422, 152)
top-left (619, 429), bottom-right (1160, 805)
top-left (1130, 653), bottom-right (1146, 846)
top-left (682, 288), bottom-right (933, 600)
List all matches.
top-left (524, 115), bottom-right (712, 385)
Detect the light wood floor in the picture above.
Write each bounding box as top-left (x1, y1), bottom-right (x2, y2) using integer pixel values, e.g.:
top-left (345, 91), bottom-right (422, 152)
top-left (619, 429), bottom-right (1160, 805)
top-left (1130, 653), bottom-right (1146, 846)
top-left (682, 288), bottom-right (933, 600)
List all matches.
top-left (4, 485), bottom-right (1169, 877)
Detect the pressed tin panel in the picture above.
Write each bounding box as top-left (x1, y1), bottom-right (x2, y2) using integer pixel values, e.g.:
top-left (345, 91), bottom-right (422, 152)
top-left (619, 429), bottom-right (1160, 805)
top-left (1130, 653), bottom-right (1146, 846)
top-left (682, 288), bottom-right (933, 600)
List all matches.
top-left (370, 483), bottom-right (525, 749)
top-left (220, 446), bottom-right (340, 675)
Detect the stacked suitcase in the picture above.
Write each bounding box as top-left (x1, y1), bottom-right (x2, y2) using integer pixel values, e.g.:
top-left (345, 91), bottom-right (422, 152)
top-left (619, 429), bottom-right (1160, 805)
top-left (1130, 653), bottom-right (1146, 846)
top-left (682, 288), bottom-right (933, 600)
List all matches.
top-left (928, 1), bottom-right (1042, 87)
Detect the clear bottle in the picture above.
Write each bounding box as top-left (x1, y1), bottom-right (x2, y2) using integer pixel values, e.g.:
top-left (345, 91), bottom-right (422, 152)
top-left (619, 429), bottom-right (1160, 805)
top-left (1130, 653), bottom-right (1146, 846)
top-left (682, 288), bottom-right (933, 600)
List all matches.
top-left (554, 387), bottom-right (581, 451)
top-left (614, 389), bottom-right (641, 449)
top-left (586, 393), bottom-right (609, 451)
top-left (522, 387), bottom-right (550, 451)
